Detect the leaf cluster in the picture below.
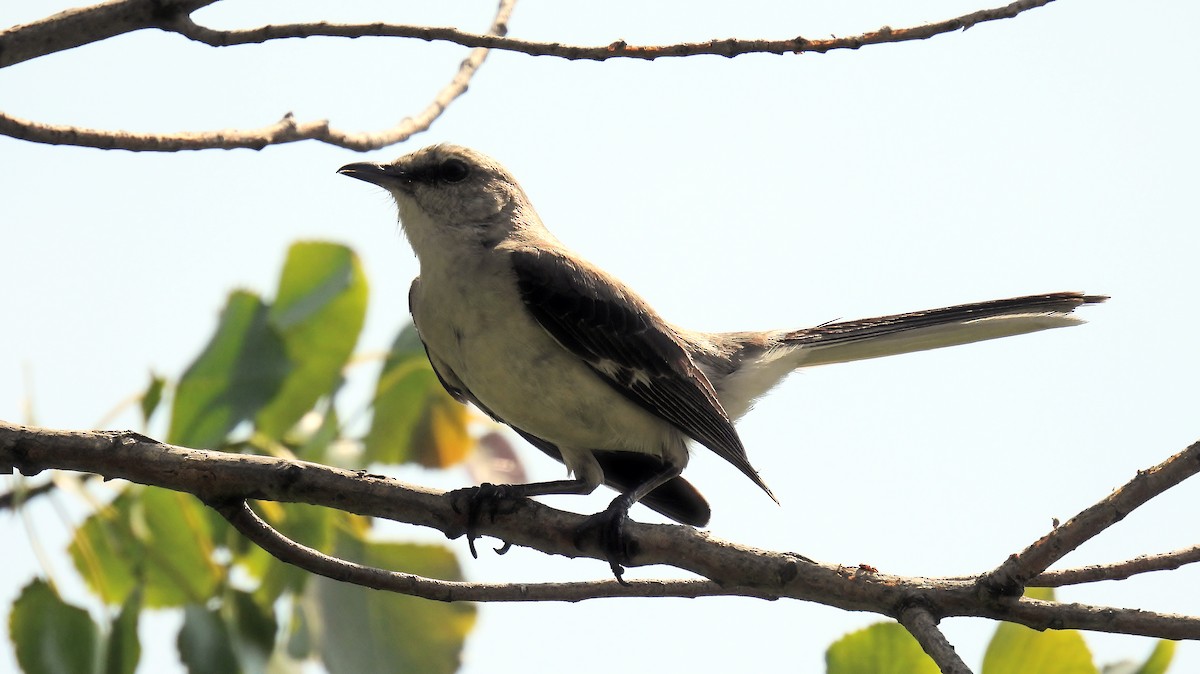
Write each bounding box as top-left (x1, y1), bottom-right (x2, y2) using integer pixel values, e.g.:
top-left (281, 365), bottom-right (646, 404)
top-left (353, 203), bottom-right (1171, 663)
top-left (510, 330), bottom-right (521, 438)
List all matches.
top-left (9, 242), bottom-right (478, 674)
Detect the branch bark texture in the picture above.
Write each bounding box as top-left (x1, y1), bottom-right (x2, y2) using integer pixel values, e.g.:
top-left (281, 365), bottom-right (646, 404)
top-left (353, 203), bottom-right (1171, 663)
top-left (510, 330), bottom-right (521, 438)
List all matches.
top-left (3, 420), bottom-right (1199, 646)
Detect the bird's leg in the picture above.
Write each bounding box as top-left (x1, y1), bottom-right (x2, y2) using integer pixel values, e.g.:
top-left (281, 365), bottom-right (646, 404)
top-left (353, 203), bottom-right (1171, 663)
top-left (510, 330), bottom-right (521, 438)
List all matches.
top-left (573, 463), bottom-right (682, 585)
top-left (574, 492), bottom-right (638, 583)
top-left (448, 479), bottom-right (593, 558)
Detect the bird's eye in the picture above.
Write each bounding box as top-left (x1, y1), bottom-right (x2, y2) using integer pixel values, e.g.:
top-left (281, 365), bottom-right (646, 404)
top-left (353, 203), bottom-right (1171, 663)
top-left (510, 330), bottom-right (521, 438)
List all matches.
top-left (439, 158), bottom-right (470, 183)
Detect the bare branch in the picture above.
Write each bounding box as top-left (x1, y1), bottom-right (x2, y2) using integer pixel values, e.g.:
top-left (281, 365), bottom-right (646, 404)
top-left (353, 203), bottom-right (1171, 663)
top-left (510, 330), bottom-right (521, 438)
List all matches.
top-left (0, 109), bottom-right (318, 152)
top-left (0, 0), bottom-right (216, 69)
top-left (897, 604), bottom-right (973, 674)
top-left (4, 420), bottom-right (1200, 640)
top-left (163, 0), bottom-right (1054, 61)
top-left (0, 0), bottom-right (1051, 152)
top-left (215, 498), bottom-right (754, 602)
top-left (980, 440), bottom-right (1200, 596)
top-left (0, 0), bottom-right (515, 152)
top-left (1033, 545), bottom-right (1200, 587)
top-left (0, 479), bottom-right (55, 510)
top-left (990, 596), bottom-right (1200, 640)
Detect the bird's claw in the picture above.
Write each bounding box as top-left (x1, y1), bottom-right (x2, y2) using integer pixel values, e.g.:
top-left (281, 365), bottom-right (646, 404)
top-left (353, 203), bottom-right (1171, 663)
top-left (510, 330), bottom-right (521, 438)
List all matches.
top-left (447, 483), bottom-right (517, 558)
top-left (574, 497), bottom-right (637, 585)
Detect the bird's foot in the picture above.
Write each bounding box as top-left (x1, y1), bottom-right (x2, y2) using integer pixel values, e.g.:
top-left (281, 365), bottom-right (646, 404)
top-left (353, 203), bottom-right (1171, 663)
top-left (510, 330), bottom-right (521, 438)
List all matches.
top-left (448, 483), bottom-right (518, 558)
top-left (574, 495), bottom-right (637, 585)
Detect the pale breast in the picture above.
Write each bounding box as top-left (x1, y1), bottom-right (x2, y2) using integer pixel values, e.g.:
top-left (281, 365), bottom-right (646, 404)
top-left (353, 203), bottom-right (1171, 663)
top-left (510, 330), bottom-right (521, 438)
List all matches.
top-left (412, 266), bottom-right (675, 456)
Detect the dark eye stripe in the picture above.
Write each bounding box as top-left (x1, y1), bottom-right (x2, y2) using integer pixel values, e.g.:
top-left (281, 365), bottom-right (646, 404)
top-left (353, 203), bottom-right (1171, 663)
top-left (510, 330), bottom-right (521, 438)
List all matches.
top-left (404, 157), bottom-right (471, 184)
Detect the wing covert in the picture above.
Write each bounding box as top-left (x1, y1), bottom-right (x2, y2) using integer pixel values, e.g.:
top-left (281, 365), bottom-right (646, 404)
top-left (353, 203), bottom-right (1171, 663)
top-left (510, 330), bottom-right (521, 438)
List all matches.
top-left (508, 247), bottom-right (774, 499)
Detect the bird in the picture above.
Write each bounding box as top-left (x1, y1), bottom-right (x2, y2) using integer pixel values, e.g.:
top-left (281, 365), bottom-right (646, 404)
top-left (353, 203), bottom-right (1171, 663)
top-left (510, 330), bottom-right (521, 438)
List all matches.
top-left (339, 144), bottom-right (1105, 580)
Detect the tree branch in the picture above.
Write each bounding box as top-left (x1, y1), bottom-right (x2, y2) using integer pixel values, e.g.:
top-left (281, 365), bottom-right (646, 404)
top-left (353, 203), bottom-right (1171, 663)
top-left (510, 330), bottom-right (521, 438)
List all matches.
top-left (162, 0), bottom-right (1054, 61)
top-left (215, 498), bottom-right (754, 602)
top-left (898, 604), bottom-right (973, 674)
top-left (0, 0), bottom-right (1053, 152)
top-left (1032, 545), bottom-right (1200, 587)
top-left (980, 440), bottom-right (1200, 596)
top-left (0, 0), bottom-right (217, 69)
top-left (0, 479), bottom-right (55, 510)
top-left (3, 420), bottom-right (1199, 641)
top-left (0, 0), bottom-right (515, 152)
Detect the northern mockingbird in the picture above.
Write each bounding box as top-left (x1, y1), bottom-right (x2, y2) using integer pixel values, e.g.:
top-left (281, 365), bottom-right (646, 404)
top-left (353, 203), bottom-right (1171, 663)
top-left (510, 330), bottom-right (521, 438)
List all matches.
top-left (340, 144), bottom-right (1105, 580)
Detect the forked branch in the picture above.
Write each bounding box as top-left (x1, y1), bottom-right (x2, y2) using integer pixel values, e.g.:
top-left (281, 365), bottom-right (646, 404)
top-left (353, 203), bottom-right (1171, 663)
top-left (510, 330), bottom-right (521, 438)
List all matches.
top-left (2, 419), bottom-right (1198, 650)
top-left (0, 0), bottom-right (1054, 152)
top-left (0, 0), bottom-right (516, 151)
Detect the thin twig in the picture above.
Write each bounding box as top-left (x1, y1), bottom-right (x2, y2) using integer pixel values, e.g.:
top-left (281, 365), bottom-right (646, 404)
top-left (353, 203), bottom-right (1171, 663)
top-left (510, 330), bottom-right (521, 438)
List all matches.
top-left (1032, 545), bottom-right (1200, 587)
top-left (215, 499), bottom-right (752, 602)
top-left (166, 0), bottom-right (1054, 61)
top-left (979, 440), bottom-right (1200, 597)
top-left (0, 480), bottom-right (55, 510)
top-left (897, 605), bottom-right (973, 674)
top-left (0, 0), bottom-right (516, 152)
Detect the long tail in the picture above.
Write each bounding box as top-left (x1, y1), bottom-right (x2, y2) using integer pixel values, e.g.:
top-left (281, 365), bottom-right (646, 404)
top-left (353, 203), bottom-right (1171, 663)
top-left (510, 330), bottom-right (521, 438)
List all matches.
top-left (707, 292), bottom-right (1106, 420)
top-left (782, 291), bottom-right (1107, 367)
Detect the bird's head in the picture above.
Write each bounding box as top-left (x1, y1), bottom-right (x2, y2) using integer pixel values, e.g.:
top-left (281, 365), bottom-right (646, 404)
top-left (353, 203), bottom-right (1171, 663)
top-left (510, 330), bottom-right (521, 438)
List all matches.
top-left (339, 144), bottom-right (539, 255)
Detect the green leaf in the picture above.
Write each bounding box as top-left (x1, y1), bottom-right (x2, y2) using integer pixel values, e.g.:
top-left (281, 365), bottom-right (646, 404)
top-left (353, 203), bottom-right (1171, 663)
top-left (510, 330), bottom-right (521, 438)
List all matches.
top-left (1026, 587), bottom-right (1056, 602)
top-left (103, 589), bottom-right (142, 674)
top-left (10, 579), bottom-right (99, 674)
top-left (178, 605), bottom-right (241, 674)
top-left (364, 324), bottom-right (472, 468)
top-left (169, 290), bottom-right (290, 448)
top-left (139, 373), bottom-right (165, 427)
top-left (1133, 641), bottom-right (1176, 674)
top-left (255, 242), bottom-right (368, 439)
top-left (69, 502), bottom-right (138, 606)
top-left (69, 487), bottom-right (222, 608)
top-left (826, 622), bottom-right (940, 674)
top-left (137, 488), bottom-right (223, 605)
top-left (314, 528), bottom-right (476, 674)
top-left (982, 587), bottom-right (1097, 674)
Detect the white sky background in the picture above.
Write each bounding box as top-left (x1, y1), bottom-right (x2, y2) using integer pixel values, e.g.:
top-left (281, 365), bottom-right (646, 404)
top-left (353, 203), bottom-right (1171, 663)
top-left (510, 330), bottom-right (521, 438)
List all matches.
top-left (2, 0), bottom-right (1198, 672)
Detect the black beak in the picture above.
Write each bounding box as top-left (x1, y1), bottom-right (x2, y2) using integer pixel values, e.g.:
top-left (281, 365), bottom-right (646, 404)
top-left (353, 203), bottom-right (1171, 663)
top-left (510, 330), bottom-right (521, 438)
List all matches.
top-left (337, 162), bottom-right (403, 186)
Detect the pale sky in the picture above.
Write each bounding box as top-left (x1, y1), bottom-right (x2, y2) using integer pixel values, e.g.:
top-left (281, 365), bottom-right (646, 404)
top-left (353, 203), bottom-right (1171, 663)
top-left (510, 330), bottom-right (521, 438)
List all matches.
top-left (2, 0), bottom-right (1198, 672)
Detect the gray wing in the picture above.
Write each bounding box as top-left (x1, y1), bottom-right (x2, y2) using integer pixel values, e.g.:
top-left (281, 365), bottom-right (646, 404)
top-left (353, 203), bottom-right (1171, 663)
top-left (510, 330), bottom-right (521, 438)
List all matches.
top-left (508, 247), bottom-right (774, 501)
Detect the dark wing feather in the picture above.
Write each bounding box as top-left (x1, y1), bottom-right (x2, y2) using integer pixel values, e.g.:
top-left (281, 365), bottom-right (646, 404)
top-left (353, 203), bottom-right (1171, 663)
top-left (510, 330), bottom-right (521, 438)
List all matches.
top-left (508, 247), bottom-right (774, 500)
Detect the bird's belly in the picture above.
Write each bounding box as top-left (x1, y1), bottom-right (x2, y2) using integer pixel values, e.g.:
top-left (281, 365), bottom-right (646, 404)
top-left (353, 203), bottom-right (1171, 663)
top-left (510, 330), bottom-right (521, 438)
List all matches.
top-left (415, 281), bottom-right (672, 455)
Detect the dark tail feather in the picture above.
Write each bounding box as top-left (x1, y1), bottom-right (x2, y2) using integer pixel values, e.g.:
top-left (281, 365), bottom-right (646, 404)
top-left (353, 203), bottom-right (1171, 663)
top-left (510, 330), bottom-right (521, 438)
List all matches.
top-left (518, 426), bottom-right (711, 526)
top-left (783, 291), bottom-right (1107, 367)
top-left (591, 450), bottom-right (711, 527)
